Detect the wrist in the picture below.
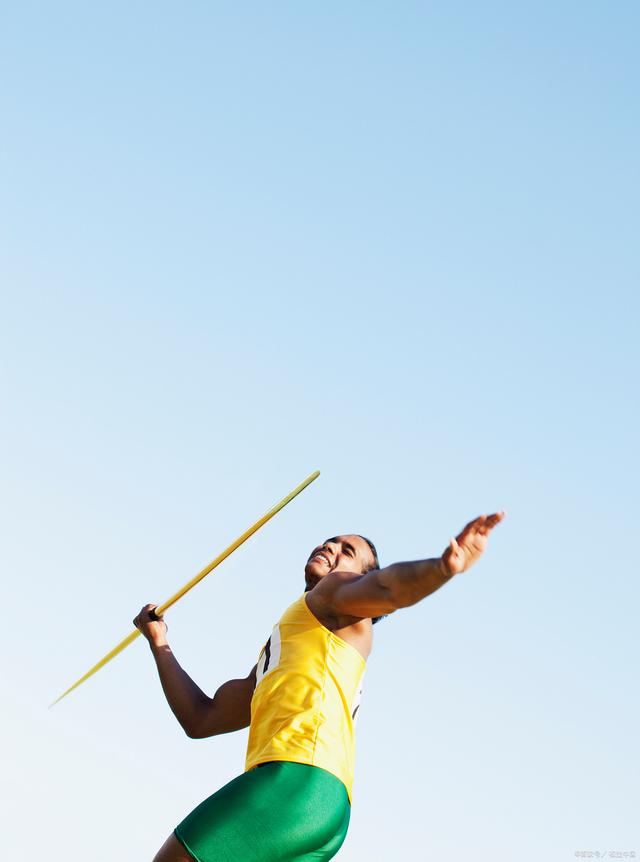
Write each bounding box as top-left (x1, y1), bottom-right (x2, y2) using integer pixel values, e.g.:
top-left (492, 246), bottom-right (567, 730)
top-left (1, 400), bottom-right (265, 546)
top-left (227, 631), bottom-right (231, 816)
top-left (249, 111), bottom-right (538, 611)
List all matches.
top-left (438, 555), bottom-right (456, 580)
top-left (150, 637), bottom-right (169, 652)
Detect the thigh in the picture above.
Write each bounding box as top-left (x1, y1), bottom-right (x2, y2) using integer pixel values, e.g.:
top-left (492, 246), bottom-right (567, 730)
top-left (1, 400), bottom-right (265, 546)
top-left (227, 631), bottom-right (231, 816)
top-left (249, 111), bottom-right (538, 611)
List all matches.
top-left (173, 762), bottom-right (350, 862)
top-left (289, 798), bottom-right (351, 862)
top-left (153, 832), bottom-right (196, 862)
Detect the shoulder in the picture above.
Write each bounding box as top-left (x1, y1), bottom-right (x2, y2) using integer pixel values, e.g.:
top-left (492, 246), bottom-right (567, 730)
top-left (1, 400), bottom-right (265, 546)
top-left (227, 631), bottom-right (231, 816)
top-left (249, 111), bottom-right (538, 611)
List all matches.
top-left (308, 570), bottom-right (364, 605)
top-left (306, 571), bottom-right (367, 629)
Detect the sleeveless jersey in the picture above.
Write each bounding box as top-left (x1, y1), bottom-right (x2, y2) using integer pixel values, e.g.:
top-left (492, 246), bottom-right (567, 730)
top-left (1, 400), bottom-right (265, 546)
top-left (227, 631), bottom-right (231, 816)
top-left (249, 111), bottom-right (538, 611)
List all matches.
top-left (244, 593), bottom-right (366, 802)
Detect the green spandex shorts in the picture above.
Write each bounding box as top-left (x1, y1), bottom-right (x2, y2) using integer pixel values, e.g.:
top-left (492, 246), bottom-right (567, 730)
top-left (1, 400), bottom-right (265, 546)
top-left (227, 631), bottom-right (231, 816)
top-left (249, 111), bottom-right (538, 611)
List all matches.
top-left (174, 761), bottom-right (351, 862)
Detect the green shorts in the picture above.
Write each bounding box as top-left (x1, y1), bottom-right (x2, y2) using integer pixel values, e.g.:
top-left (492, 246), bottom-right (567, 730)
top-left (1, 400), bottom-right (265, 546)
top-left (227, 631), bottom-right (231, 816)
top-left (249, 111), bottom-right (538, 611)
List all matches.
top-left (174, 761), bottom-right (351, 862)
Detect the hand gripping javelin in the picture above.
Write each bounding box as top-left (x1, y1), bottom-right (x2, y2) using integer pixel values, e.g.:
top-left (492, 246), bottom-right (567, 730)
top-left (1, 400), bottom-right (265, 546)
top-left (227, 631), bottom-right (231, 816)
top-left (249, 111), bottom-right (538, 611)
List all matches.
top-left (50, 470), bottom-right (320, 707)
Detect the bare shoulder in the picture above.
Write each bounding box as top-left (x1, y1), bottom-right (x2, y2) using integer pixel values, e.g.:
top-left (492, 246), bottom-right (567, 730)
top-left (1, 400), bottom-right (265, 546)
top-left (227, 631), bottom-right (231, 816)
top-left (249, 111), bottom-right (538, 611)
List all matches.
top-left (306, 571), bottom-right (365, 618)
top-left (306, 573), bottom-right (373, 660)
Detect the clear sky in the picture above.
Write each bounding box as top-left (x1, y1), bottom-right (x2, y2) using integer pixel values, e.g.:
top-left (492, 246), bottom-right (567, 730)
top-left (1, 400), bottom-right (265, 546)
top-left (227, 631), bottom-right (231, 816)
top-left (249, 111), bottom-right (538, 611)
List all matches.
top-left (1, 3), bottom-right (638, 860)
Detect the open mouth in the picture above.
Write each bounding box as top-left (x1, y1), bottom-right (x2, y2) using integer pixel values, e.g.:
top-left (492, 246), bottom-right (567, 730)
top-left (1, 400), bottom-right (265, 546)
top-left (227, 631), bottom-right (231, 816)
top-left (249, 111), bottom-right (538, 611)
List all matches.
top-left (309, 552), bottom-right (332, 569)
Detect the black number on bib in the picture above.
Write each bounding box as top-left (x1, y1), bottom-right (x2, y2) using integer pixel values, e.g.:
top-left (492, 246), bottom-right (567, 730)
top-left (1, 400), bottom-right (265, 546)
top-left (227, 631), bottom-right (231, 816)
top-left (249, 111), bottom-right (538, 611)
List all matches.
top-left (255, 624), bottom-right (282, 685)
top-left (351, 677), bottom-right (364, 723)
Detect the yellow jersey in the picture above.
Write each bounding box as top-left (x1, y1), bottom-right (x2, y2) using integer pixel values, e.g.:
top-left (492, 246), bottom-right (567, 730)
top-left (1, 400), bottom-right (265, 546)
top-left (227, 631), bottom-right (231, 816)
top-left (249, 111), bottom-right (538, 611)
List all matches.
top-left (244, 593), bottom-right (366, 802)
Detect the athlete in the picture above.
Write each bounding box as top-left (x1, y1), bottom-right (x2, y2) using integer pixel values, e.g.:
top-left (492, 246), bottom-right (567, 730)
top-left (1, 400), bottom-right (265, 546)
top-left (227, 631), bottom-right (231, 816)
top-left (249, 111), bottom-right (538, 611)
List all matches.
top-left (134, 510), bottom-right (506, 861)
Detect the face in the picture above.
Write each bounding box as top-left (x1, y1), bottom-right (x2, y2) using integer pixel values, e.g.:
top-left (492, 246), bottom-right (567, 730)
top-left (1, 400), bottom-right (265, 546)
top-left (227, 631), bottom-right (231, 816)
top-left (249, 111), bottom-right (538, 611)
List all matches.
top-left (304, 534), bottom-right (375, 591)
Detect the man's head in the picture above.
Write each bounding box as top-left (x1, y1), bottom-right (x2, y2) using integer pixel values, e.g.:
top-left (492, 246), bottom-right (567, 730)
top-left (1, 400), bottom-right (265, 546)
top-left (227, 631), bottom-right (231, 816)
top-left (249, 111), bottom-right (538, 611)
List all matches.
top-left (305, 534), bottom-right (385, 623)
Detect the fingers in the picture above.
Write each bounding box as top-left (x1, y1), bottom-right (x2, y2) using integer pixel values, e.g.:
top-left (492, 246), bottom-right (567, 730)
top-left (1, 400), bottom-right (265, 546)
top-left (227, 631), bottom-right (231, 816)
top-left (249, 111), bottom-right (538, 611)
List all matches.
top-left (459, 510), bottom-right (506, 537)
top-left (453, 512), bottom-right (506, 550)
top-left (457, 516), bottom-right (485, 541)
top-left (485, 510), bottom-right (506, 530)
top-left (132, 604), bottom-right (164, 628)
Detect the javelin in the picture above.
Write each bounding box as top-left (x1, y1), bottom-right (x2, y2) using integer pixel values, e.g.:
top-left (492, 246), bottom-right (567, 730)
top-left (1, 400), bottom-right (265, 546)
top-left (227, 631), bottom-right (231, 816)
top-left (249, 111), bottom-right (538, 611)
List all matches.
top-left (50, 470), bottom-right (320, 707)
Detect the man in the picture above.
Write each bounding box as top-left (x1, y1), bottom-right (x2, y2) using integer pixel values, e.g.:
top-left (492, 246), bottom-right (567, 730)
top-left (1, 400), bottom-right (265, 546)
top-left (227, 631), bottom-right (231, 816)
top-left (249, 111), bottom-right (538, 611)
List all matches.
top-left (134, 510), bottom-right (506, 861)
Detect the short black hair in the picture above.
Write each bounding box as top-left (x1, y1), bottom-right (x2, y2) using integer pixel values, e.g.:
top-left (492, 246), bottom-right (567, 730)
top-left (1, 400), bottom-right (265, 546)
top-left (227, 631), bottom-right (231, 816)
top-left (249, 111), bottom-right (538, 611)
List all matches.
top-left (358, 535), bottom-right (379, 572)
top-left (356, 535), bottom-right (386, 625)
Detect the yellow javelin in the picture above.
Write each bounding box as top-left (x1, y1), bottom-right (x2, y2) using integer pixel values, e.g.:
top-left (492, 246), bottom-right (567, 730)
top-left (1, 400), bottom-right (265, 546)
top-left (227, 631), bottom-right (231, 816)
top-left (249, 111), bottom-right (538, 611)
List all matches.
top-left (51, 470), bottom-right (320, 707)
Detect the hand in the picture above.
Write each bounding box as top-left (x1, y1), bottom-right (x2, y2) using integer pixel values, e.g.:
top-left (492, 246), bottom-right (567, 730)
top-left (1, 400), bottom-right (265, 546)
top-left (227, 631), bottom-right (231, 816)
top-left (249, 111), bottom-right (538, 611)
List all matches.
top-left (133, 603), bottom-right (168, 646)
top-left (441, 511), bottom-right (506, 576)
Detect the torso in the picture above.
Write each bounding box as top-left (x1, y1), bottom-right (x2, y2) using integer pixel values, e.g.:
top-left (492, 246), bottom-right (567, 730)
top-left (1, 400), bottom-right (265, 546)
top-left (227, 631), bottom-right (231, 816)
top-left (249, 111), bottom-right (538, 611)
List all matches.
top-left (246, 591), bottom-right (367, 801)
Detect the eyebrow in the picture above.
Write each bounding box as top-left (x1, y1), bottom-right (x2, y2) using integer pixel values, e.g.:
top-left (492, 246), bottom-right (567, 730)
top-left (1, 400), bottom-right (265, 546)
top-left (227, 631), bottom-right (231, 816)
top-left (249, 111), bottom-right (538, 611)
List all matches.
top-left (326, 537), bottom-right (358, 557)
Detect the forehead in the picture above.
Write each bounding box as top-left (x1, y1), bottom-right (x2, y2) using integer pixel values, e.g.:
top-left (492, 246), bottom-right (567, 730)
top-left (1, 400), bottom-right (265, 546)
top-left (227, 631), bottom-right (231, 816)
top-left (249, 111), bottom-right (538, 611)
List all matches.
top-left (325, 534), bottom-right (372, 560)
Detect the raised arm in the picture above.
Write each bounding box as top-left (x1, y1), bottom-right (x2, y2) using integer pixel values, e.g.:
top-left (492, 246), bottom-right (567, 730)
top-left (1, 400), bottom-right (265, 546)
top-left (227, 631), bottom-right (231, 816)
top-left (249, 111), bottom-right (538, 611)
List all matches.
top-left (310, 511), bottom-right (506, 622)
top-left (133, 604), bottom-right (256, 739)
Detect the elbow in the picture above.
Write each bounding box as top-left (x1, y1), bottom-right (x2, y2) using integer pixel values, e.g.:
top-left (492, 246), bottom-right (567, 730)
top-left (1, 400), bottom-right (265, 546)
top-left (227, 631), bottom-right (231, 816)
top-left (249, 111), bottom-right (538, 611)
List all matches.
top-left (376, 569), bottom-right (406, 612)
top-left (379, 576), bottom-right (421, 612)
top-left (184, 720), bottom-right (202, 739)
top-left (388, 583), bottom-right (426, 610)
top-left (185, 697), bottom-right (218, 739)
top-left (185, 710), bottom-right (221, 740)
top-left (186, 721), bottom-right (217, 740)
top-left (184, 714), bottom-right (208, 739)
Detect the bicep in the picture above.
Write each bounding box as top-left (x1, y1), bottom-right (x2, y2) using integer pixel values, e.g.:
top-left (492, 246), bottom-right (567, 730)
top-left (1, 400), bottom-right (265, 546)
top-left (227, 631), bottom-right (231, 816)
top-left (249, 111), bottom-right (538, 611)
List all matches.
top-left (191, 665), bottom-right (256, 739)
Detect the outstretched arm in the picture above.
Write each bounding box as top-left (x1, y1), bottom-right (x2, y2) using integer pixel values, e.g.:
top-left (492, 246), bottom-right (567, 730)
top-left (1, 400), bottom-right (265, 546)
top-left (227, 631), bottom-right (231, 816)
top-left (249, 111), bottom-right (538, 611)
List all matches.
top-left (134, 605), bottom-right (256, 739)
top-left (312, 511), bottom-right (506, 621)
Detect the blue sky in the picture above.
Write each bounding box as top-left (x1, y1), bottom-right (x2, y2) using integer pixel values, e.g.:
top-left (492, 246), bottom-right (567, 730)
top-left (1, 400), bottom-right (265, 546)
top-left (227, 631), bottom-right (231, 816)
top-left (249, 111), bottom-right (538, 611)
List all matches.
top-left (1, 3), bottom-right (638, 860)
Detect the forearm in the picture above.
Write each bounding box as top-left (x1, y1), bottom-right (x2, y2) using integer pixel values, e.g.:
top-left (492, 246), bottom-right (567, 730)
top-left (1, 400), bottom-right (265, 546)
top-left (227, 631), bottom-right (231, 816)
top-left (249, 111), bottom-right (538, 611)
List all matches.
top-left (149, 640), bottom-right (210, 737)
top-left (379, 557), bottom-right (454, 609)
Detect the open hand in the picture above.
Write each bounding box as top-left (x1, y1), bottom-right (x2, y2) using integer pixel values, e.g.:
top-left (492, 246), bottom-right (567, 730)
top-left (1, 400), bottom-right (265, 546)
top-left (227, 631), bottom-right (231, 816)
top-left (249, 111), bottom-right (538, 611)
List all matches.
top-left (441, 511), bottom-right (506, 576)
